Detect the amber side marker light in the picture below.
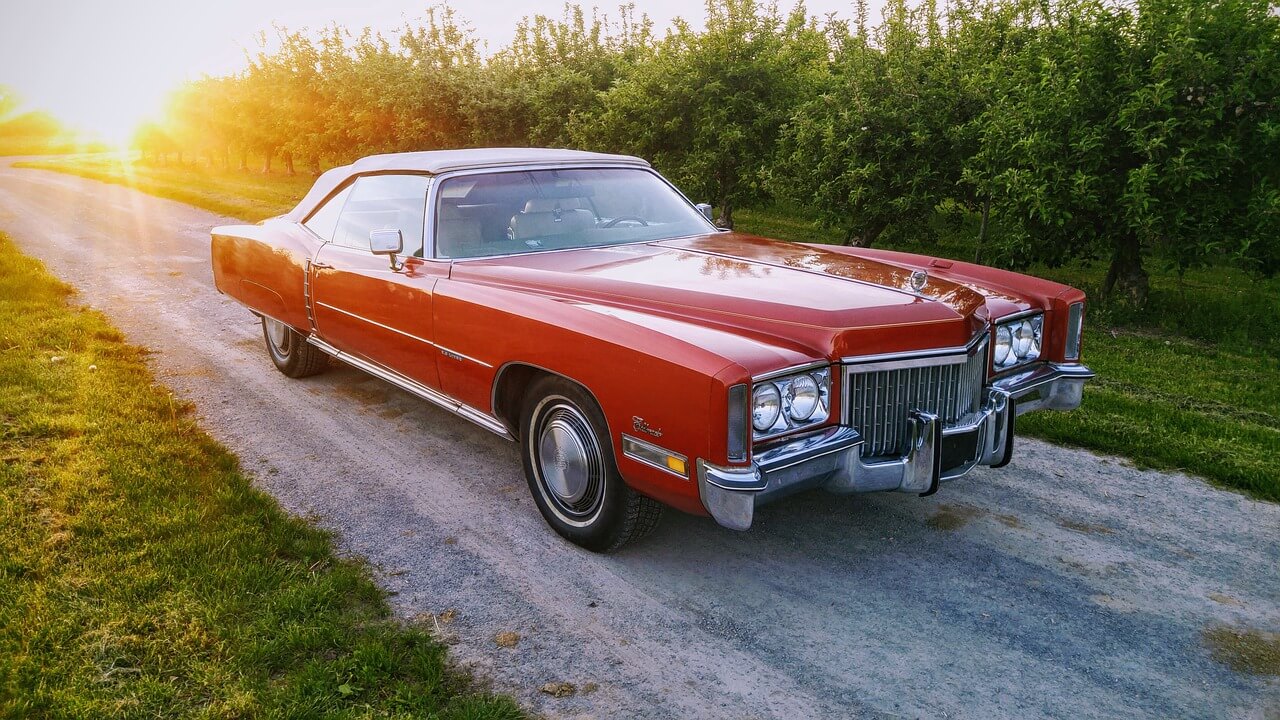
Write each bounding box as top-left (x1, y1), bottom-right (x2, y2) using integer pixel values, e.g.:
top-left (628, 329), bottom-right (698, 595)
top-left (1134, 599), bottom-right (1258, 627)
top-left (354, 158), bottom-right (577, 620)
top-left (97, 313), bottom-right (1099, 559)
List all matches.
top-left (621, 435), bottom-right (690, 478)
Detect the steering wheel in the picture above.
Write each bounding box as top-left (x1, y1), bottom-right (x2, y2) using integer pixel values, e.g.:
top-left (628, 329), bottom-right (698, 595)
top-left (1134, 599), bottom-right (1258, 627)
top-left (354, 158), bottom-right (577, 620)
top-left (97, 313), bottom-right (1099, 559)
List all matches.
top-left (601, 216), bottom-right (649, 228)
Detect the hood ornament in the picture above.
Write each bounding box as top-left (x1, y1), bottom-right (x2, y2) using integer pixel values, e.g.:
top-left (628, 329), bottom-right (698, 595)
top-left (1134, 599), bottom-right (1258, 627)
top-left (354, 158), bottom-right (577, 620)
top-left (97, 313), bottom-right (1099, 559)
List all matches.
top-left (908, 269), bottom-right (929, 293)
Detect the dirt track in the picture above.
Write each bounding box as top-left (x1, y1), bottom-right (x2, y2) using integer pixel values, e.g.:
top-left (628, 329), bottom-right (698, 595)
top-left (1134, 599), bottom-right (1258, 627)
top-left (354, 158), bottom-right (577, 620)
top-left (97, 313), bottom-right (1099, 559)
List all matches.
top-left (1, 159), bottom-right (1276, 719)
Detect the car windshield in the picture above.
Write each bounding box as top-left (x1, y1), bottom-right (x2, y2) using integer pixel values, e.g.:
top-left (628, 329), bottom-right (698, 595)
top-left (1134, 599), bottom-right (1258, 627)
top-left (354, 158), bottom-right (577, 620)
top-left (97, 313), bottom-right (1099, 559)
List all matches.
top-left (434, 167), bottom-right (716, 259)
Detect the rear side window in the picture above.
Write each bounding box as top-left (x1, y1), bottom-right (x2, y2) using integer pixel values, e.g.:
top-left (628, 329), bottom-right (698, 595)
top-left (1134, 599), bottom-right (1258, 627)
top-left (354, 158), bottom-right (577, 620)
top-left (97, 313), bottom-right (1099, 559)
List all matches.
top-left (332, 175), bottom-right (431, 256)
top-left (302, 184), bottom-right (352, 241)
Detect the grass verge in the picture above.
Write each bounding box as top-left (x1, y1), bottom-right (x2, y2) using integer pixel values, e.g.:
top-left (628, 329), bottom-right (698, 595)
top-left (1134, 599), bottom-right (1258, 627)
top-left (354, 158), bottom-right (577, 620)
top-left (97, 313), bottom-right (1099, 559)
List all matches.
top-left (15, 155), bottom-right (314, 220)
top-left (0, 231), bottom-right (520, 718)
top-left (17, 157), bottom-right (1280, 501)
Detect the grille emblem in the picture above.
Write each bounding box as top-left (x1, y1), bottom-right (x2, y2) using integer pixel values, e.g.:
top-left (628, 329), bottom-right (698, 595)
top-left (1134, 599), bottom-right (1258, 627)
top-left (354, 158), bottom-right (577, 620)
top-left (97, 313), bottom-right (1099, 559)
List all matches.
top-left (909, 270), bottom-right (928, 292)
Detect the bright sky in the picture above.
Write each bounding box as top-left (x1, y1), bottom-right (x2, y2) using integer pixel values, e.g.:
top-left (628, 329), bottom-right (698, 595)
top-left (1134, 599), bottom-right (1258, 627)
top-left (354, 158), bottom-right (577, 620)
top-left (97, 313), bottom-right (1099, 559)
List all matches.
top-left (0, 0), bottom-right (878, 145)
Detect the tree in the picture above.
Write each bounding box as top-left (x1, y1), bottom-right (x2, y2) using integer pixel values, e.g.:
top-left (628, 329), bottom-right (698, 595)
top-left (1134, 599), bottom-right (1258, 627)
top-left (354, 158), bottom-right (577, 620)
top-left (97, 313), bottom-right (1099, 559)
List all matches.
top-left (477, 3), bottom-right (653, 148)
top-left (581, 0), bottom-right (826, 228)
top-left (1120, 0), bottom-right (1280, 279)
top-left (973, 0), bottom-right (1280, 303)
top-left (131, 122), bottom-right (177, 163)
top-left (773, 0), bottom-right (965, 246)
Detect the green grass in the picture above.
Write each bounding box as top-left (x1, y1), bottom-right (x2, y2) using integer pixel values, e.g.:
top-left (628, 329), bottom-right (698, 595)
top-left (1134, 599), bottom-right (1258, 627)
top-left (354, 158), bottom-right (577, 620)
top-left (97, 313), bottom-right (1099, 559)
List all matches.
top-left (1016, 329), bottom-right (1279, 500)
top-left (0, 232), bottom-right (521, 718)
top-left (17, 157), bottom-right (1280, 501)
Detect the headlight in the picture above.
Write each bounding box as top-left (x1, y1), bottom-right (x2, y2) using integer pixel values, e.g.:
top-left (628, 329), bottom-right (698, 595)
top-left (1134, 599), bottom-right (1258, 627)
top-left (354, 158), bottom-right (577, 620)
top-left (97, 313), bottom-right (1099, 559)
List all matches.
top-left (751, 367), bottom-right (831, 439)
top-left (1013, 319), bottom-right (1038, 358)
top-left (994, 325), bottom-right (1013, 365)
top-left (787, 374), bottom-right (821, 421)
top-left (994, 314), bottom-right (1044, 371)
top-left (751, 383), bottom-right (781, 432)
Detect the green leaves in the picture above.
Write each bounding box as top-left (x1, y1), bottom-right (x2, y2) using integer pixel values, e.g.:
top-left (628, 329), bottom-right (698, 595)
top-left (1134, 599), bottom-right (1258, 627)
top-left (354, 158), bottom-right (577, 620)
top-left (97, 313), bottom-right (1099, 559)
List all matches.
top-left (577, 0), bottom-right (827, 227)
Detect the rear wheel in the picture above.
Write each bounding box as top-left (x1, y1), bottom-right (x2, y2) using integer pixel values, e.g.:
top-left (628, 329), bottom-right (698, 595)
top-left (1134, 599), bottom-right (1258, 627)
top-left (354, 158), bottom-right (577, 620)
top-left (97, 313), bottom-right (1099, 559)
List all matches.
top-left (520, 376), bottom-right (662, 552)
top-left (262, 316), bottom-right (330, 378)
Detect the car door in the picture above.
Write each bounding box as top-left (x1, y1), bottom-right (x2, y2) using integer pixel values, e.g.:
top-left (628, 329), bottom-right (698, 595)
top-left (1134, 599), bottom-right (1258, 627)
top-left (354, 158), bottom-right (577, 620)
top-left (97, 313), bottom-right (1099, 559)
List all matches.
top-left (308, 174), bottom-right (448, 390)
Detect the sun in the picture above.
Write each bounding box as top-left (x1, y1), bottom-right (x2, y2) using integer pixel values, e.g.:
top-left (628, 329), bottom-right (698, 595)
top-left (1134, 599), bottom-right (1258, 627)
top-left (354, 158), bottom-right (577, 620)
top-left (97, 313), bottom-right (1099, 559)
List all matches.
top-left (20, 77), bottom-right (165, 148)
top-left (0, 1), bottom-right (188, 148)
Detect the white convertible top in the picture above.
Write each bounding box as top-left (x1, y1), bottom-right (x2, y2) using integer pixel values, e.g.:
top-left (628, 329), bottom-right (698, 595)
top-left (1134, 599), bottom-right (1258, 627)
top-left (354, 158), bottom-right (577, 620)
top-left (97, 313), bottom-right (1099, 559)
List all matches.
top-left (283, 148), bottom-right (649, 222)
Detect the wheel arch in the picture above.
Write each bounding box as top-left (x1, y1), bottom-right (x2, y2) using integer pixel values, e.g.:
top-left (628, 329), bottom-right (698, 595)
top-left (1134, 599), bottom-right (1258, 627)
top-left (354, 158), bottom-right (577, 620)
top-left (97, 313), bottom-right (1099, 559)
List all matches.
top-left (491, 362), bottom-right (611, 443)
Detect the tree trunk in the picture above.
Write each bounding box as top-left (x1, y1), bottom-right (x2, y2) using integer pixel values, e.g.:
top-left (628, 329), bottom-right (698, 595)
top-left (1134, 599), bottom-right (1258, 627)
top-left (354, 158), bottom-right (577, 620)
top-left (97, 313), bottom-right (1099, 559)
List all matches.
top-left (283, 152), bottom-right (296, 176)
top-left (1102, 233), bottom-right (1149, 306)
top-left (715, 199), bottom-right (734, 230)
top-left (973, 196), bottom-right (991, 264)
top-left (239, 150), bottom-right (249, 172)
top-left (261, 153), bottom-right (273, 175)
top-left (844, 220), bottom-right (887, 248)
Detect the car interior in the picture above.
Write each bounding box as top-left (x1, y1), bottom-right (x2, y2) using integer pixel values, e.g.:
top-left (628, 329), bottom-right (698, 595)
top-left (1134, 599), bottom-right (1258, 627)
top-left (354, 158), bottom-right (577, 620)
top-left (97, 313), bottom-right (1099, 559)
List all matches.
top-left (434, 168), bottom-right (711, 259)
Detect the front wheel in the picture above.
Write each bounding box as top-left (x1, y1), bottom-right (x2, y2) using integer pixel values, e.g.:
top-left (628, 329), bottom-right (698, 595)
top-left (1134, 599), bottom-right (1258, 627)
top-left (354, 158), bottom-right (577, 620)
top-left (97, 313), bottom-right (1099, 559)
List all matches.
top-left (520, 377), bottom-right (662, 552)
top-left (261, 316), bottom-right (330, 378)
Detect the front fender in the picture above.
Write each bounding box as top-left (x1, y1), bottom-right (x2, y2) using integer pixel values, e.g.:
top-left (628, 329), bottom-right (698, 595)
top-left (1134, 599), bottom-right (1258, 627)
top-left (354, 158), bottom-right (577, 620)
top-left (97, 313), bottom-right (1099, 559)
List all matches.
top-left (431, 279), bottom-right (816, 514)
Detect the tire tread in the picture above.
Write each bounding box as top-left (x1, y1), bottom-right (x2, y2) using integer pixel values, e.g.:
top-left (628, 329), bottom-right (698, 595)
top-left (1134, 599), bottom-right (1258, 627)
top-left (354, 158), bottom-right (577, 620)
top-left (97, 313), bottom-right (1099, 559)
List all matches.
top-left (606, 492), bottom-right (663, 552)
top-left (288, 339), bottom-right (331, 378)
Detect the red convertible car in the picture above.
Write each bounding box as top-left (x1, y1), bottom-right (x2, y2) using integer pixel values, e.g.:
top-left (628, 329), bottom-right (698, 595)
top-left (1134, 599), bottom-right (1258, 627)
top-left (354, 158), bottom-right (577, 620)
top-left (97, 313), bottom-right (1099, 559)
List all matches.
top-left (211, 148), bottom-right (1093, 551)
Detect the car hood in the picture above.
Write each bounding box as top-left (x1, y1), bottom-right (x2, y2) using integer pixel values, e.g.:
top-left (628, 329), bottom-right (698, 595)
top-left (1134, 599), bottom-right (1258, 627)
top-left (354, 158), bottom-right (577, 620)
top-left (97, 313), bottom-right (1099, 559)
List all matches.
top-left (450, 233), bottom-right (993, 361)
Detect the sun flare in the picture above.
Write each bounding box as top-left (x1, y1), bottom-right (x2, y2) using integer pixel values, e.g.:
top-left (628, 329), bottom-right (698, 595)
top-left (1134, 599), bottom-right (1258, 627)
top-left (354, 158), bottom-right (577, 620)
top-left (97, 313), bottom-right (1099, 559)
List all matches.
top-left (0, 1), bottom-right (231, 148)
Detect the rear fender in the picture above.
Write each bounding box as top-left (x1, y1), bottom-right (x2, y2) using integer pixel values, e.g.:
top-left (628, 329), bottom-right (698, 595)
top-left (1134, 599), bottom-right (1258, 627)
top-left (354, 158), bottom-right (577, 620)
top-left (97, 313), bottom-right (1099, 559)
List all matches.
top-left (211, 221), bottom-right (318, 331)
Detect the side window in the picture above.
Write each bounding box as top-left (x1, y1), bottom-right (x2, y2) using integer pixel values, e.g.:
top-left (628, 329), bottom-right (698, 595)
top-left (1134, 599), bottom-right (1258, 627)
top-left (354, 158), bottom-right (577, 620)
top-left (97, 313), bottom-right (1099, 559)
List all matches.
top-left (302, 184), bottom-right (352, 241)
top-left (332, 175), bottom-right (431, 256)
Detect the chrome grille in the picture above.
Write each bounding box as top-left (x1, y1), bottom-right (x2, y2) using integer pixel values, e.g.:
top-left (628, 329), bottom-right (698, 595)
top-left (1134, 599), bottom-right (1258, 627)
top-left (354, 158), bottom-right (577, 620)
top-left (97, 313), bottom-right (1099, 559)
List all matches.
top-left (845, 339), bottom-right (988, 458)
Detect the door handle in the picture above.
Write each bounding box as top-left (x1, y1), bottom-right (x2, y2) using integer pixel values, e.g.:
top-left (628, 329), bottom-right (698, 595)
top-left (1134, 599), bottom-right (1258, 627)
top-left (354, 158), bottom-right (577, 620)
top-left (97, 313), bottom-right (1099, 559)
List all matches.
top-left (310, 260), bottom-right (333, 270)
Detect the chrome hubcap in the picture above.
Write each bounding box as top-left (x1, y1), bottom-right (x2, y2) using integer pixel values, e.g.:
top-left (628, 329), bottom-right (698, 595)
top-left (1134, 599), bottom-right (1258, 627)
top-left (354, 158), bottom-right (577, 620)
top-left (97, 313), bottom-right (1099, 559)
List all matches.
top-left (264, 317), bottom-right (289, 353)
top-left (535, 402), bottom-right (604, 521)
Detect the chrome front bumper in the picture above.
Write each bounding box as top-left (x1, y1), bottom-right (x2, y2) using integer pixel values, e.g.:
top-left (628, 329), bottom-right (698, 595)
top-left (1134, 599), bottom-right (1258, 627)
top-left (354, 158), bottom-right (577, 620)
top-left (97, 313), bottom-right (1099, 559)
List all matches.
top-left (697, 362), bottom-right (1093, 531)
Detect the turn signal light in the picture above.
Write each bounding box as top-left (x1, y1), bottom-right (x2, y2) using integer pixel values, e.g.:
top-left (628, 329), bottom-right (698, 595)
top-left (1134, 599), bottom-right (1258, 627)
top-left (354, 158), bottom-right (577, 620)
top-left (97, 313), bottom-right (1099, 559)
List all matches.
top-left (666, 456), bottom-right (687, 475)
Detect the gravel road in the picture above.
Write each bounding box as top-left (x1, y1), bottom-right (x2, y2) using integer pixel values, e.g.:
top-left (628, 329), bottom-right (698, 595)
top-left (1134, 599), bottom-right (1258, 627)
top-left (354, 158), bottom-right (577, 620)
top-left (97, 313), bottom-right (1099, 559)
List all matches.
top-left (1, 159), bottom-right (1276, 720)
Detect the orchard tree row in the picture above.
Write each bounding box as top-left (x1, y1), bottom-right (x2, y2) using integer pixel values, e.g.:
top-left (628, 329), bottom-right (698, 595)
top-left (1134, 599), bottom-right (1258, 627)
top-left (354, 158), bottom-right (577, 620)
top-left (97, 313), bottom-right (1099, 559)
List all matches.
top-left (144, 0), bottom-right (1280, 302)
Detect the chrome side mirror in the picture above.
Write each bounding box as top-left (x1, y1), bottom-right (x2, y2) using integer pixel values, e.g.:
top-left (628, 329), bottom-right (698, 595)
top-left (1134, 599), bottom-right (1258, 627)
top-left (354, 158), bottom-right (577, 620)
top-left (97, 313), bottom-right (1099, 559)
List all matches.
top-left (695, 203), bottom-right (714, 223)
top-left (370, 228), bottom-right (403, 271)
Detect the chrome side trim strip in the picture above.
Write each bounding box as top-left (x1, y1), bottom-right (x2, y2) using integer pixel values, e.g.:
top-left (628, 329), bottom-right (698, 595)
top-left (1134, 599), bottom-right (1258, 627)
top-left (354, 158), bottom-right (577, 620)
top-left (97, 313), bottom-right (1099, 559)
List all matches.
top-left (306, 336), bottom-right (514, 441)
top-left (621, 434), bottom-right (689, 479)
top-left (436, 344), bottom-right (493, 368)
top-left (312, 296), bottom-right (489, 368)
top-left (313, 301), bottom-right (438, 349)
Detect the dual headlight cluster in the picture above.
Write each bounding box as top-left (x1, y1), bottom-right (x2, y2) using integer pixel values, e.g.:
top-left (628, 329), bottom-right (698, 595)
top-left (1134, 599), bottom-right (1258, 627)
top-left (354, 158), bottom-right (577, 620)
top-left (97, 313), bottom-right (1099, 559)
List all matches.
top-left (750, 367), bottom-right (831, 438)
top-left (993, 314), bottom-right (1044, 371)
